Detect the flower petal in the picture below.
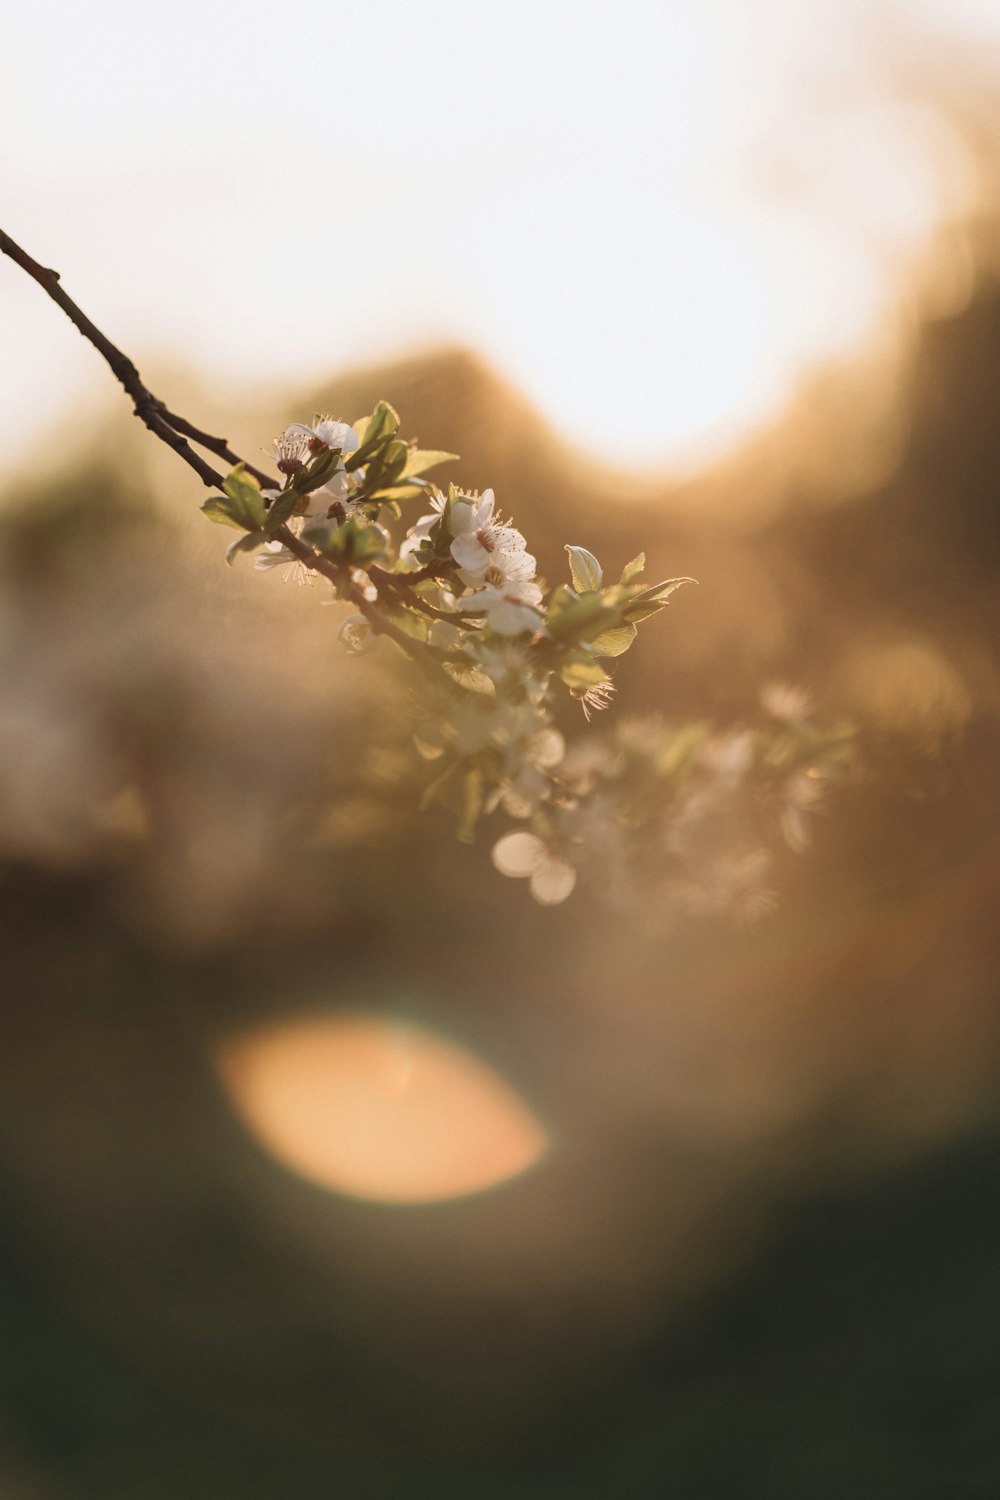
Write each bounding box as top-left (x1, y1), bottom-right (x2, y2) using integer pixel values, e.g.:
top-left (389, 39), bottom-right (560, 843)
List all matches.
top-left (491, 831), bottom-right (546, 878)
top-left (529, 857), bottom-right (577, 905)
top-left (488, 600), bottom-right (541, 635)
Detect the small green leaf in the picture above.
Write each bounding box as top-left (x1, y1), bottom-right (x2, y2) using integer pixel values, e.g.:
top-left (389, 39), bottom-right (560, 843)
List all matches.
top-left (201, 497), bottom-right (246, 531)
top-left (345, 400), bottom-right (400, 469)
top-left (620, 552), bottom-right (645, 586)
top-left (590, 623), bottom-right (638, 657)
top-left (401, 449), bottom-right (459, 480)
top-left (222, 466), bottom-right (266, 527)
top-left (262, 488), bottom-right (299, 533)
top-left (202, 466), bottom-right (267, 531)
top-left (545, 586), bottom-right (610, 640)
top-left (622, 576), bottom-right (696, 623)
top-left (366, 438), bottom-right (409, 491)
top-left (565, 545), bottom-right (603, 593)
top-left (307, 514), bottom-right (388, 567)
top-left (368, 483), bottom-right (425, 504)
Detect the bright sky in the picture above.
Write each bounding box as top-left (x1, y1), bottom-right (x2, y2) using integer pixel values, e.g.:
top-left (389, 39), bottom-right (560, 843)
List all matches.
top-left (1, 0), bottom-right (997, 471)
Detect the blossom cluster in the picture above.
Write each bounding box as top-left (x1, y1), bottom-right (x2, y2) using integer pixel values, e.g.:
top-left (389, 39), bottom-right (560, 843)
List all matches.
top-left (202, 403), bottom-right (850, 908)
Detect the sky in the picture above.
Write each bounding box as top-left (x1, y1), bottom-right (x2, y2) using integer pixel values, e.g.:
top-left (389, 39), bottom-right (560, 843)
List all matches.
top-left (2, 0), bottom-right (999, 472)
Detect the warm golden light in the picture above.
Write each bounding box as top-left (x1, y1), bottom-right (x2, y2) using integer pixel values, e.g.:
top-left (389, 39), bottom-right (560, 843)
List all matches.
top-left (3, 2), bottom-right (994, 470)
top-left (216, 1014), bottom-right (549, 1204)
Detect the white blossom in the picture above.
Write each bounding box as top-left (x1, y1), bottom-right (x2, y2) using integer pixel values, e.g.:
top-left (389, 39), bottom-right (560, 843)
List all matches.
top-left (448, 490), bottom-right (533, 584)
top-left (485, 725), bottom-right (565, 818)
top-left (253, 513), bottom-right (312, 584)
top-left (461, 579), bottom-right (543, 636)
top-left (491, 831), bottom-right (577, 905)
top-left (574, 678), bottom-right (616, 721)
top-left (427, 619), bottom-right (466, 651)
top-left (275, 419), bottom-right (362, 519)
top-left (282, 418), bottom-right (359, 458)
top-left (337, 614), bottom-right (378, 655)
top-left (300, 470), bottom-right (356, 519)
top-left (400, 512), bottom-right (440, 568)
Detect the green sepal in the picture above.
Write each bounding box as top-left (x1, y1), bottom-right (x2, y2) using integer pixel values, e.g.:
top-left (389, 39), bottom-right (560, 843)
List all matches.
top-left (290, 447), bottom-right (344, 495)
top-left (558, 656), bottom-right (610, 691)
top-left (565, 545), bottom-right (603, 593)
top-left (590, 623), bottom-right (638, 657)
top-left (202, 465), bottom-right (266, 531)
top-left (620, 552), bottom-right (646, 586)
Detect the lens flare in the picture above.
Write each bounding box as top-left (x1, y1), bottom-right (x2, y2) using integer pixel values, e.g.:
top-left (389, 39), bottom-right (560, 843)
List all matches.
top-left (215, 1014), bottom-right (549, 1205)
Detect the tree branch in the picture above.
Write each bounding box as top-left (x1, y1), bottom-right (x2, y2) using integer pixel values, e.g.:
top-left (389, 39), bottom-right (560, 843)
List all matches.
top-left (1, 223), bottom-right (446, 677)
top-left (0, 226), bottom-right (275, 490)
top-left (273, 527), bottom-right (439, 673)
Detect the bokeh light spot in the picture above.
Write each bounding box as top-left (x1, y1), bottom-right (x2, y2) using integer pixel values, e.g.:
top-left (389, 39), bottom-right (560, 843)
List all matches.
top-left (215, 1014), bottom-right (549, 1204)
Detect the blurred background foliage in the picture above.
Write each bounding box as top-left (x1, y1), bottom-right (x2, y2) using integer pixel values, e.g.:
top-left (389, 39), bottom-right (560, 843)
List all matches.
top-left (2, 73), bottom-right (1000, 1500)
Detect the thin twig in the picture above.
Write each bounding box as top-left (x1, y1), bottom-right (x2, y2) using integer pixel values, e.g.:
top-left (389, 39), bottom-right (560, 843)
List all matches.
top-left (1, 224), bottom-right (445, 676)
top-left (273, 527), bottom-right (438, 674)
top-left (0, 226), bottom-right (275, 490)
top-left (372, 568), bottom-right (471, 623)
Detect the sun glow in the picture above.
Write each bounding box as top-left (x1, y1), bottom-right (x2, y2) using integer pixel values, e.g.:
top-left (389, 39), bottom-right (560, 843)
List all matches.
top-left (216, 1014), bottom-right (549, 1205)
top-left (0, 1), bottom-right (994, 471)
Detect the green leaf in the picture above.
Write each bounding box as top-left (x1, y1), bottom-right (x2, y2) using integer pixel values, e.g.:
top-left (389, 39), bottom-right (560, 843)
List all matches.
top-left (565, 545), bottom-right (603, 593)
top-left (307, 514), bottom-right (388, 567)
top-left (291, 447), bottom-right (344, 495)
top-left (545, 585), bottom-right (610, 640)
top-left (224, 466), bottom-right (266, 526)
top-left (368, 483), bottom-right (423, 504)
top-left (620, 552), bottom-right (646, 586)
top-left (262, 488), bottom-right (300, 533)
top-left (590, 623), bottom-right (637, 657)
top-left (202, 465), bottom-right (266, 531)
top-left (345, 400), bottom-right (400, 470)
top-left (366, 438), bottom-right (409, 491)
top-left (622, 576), bottom-right (696, 623)
top-left (401, 449), bottom-right (459, 480)
top-left (201, 497), bottom-right (246, 531)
